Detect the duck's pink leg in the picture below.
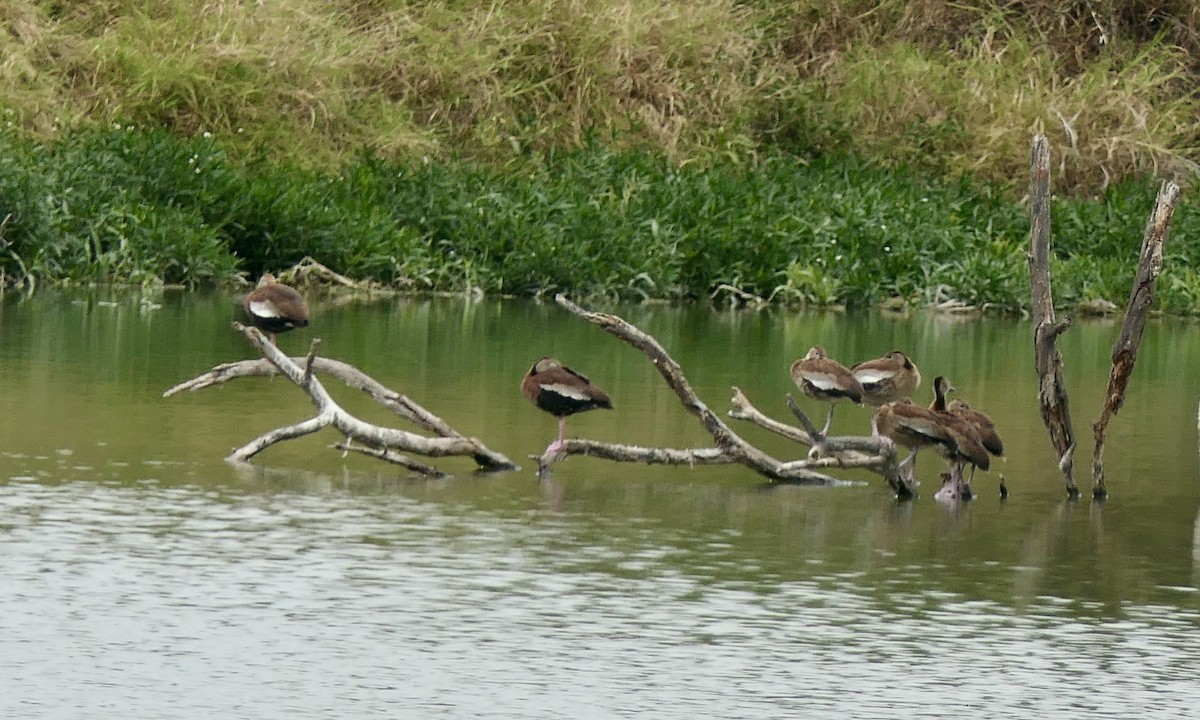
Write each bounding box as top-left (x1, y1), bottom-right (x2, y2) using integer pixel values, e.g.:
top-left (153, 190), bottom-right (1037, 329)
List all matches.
top-left (544, 417), bottom-right (568, 457)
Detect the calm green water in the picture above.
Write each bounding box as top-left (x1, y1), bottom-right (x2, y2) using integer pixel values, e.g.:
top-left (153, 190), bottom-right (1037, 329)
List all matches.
top-left (2, 290), bottom-right (1199, 718)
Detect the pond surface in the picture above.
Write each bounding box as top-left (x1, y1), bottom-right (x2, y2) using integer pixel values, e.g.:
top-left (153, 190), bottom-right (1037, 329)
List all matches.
top-left (1, 290), bottom-right (1199, 718)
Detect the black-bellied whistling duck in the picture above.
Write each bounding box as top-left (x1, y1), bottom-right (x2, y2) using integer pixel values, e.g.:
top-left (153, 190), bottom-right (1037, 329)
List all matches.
top-left (522, 357), bottom-right (613, 457)
top-left (875, 376), bottom-right (990, 488)
top-left (790, 346), bottom-right (864, 435)
top-left (873, 399), bottom-right (954, 480)
top-left (947, 399), bottom-right (1005, 460)
top-left (243, 273), bottom-right (309, 344)
top-left (928, 375), bottom-right (953, 412)
top-left (928, 376), bottom-right (991, 478)
top-left (947, 397), bottom-right (1005, 492)
top-left (851, 350), bottom-right (922, 406)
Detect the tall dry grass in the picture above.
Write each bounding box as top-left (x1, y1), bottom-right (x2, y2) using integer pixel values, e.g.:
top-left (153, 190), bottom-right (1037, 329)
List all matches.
top-left (1, 0), bottom-right (1198, 193)
top-left (774, 0), bottom-right (1200, 193)
top-left (1, 0), bottom-right (776, 166)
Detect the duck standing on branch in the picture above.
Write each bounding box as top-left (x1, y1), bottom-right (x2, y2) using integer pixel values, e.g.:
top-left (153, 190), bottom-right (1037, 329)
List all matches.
top-left (873, 399), bottom-right (953, 483)
top-left (243, 273), bottom-right (310, 345)
top-left (947, 399), bottom-right (1004, 461)
top-left (522, 357), bottom-right (613, 458)
top-left (790, 346), bottom-right (864, 435)
top-left (928, 376), bottom-right (991, 491)
top-left (851, 350), bottom-right (922, 406)
top-left (947, 398), bottom-right (1005, 489)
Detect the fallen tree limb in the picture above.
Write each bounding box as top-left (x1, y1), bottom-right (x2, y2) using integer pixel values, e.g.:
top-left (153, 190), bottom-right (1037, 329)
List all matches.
top-left (552, 440), bottom-right (739, 468)
top-left (735, 388), bottom-right (909, 496)
top-left (165, 322), bottom-right (516, 473)
top-left (550, 294), bottom-right (911, 494)
top-left (166, 355), bottom-right (464, 438)
top-left (334, 441), bottom-right (447, 477)
top-left (1028, 134), bottom-right (1080, 498)
top-left (1091, 179), bottom-right (1179, 498)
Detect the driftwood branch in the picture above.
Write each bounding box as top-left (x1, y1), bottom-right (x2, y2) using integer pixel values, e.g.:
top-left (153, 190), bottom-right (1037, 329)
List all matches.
top-left (166, 356), bottom-right (465, 439)
top-left (727, 387), bottom-right (811, 444)
top-left (1091, 180), bottom-right (1180, 498)
top-left (727, 388), bottom-right (909, 495)
top-left (556, 440), bottom-right (737, 467)
top-left (334, 441), bottom-right (447, 477)
top-left (165, 323), bottom-right (516, 473)
top-left (724, 388), bottom-right (902, 477)
top-left (1028, 134), bottom-right (1080, 497)
top-left (551, 295), bottom-right (911, 494)
top-left (783, 396), bottom-right (894, 458)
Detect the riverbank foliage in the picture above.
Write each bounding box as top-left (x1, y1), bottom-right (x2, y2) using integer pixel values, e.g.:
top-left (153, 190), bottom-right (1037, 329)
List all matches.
top-left (3, 126), bottom-right (1198, 313)
top-left (2, 2), bottom-right (1199, 310)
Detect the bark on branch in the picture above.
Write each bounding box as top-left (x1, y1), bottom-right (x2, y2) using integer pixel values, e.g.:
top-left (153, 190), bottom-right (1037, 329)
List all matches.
top-left (1028, 134), bottom-right (1080, 497)
top-left (729, 388), bottom-right (911, 497)
top-left (1027, 135), bottom-right (1180, 500)
top-left (551, 295), bottom-right (911, 494)
top-left (1091, 180), bottom-right (1180, 498)
top-left (164, 323), bottom-right (516, 473)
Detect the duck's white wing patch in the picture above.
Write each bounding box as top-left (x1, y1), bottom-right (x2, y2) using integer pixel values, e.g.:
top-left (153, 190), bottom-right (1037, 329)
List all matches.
top-left (248, 299), bottom-right (282, 318)
top-left (896, 415), bottom-right (944, 440)
top-left (540, 383), bottom-right (592, 401)
top-left (854, 368), bottom-right (894, 384)
top-left (801, 372), bottom-right (842, 391)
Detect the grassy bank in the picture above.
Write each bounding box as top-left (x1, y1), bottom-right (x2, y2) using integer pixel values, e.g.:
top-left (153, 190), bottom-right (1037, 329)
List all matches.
top-left (1, 1), bottom-right (1198, 195)
top-left (3, 126), bottom-right (1197, 313)
top-left (4, 2), bottom-right (1200, 310)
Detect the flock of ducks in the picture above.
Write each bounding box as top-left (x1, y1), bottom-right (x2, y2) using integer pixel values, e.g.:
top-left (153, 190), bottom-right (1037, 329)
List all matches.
top-left (242, 274), bottom-right (1002, 493)
top-left (791, 346), bottom-right (1004, 489)
top-left (524, 345), bottom-right (1004, 494)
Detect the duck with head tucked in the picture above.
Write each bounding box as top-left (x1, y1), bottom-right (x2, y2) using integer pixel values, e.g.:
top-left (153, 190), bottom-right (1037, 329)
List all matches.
top-left (243, 273), bottom-right (310, 345)
top-left (851, 350), bottom-right (921, 406)
top-left (522, 357), bottom-right (613, 458)
top-left (790, 346), bottom-right (864, 436)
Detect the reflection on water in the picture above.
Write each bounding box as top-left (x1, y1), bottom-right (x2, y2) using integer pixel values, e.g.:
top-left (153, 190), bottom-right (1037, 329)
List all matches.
top-left (2, 476), bottom-right (1199, 719)
top-left (1, 291), bottom-right (1200, 717)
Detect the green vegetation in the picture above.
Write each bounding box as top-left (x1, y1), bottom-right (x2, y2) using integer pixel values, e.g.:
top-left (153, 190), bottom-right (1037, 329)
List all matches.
top-left (3, 125), bottom-right (1197, 313)
top-left (1, 1), bottom-right (1199, 310)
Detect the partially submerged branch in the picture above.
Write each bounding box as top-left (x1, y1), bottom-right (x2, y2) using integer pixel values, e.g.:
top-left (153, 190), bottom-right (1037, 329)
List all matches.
top-left (1028, 134), bottom-right (1079, 498)
top-left (334, 441), bottom-right (447, 477)
top-left (735, 388), bottom-right (909, 497)
top-left (556, 440), bottom-right (738, 468)
top-left (1091, 180), bottom-right (1180, 498)
top-left (551, 294), bottom-right (911, 494)
top-left (166, 323), bottom-right (516, 473)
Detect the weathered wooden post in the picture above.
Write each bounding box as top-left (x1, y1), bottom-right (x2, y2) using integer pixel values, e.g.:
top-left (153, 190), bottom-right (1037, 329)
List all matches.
top-left (1027, 135), bottom-right (1080, 497)
top-left (1091, 180), bottom-right (1180, 498)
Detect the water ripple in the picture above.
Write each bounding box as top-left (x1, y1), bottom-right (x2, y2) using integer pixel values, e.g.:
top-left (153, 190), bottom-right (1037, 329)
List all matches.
top-left (1, 481), bottom-right (1199, 719)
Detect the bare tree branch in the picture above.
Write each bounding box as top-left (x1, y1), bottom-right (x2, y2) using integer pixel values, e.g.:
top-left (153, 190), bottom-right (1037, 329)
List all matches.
top-left (1091, 179), bottom-right (1180, 498)
top-left (728, 387), bottom-right (812, 444)
top-left (166, 355), bottom-right (469, 440)
top-left (231, 413), bottom-right (335, 463)
top-left (551, 440), bottom-right (738, 467)
top-left (334, 442), bottom-right (447, 477)
top-left (167, 323), bottom-right (517, 473)
top-left (728, 387), bottom-right (910, 495)
top-left (551, 294), bottom-right (912, 494)
top-left (1028, 134), bottom-right (1080, 498)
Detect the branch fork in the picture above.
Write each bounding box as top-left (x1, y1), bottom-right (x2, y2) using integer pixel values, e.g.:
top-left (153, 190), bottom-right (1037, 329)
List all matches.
top-left (165, 322), bottom-right (516, 475)
top-left (1028, 134), bottom-right (1180, 499)
top-left (546, 295), bottom-right (913, 496)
